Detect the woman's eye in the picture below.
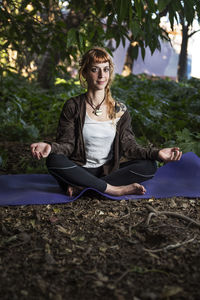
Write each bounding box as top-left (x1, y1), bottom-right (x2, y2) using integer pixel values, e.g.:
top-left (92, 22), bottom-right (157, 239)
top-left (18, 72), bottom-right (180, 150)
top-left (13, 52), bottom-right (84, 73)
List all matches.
top-left (104, 68), bottom-right (110, 72)
top-left (91, 68), bottom-right (97, 72)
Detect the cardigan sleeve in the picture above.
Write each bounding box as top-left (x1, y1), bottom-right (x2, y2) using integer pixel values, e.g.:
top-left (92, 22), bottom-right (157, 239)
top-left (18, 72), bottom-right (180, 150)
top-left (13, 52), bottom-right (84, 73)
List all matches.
top-left (50, 99), bottom-right (76, 156)
top-left (119, 110), bottom-right (160, 161)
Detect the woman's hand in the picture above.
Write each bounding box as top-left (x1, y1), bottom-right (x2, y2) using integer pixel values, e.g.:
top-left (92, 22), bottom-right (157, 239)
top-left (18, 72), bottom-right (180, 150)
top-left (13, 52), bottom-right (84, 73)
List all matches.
top-left (158, 147), bottom-right (182, 163)
top-left (30, 142), bottom-right (51, 160)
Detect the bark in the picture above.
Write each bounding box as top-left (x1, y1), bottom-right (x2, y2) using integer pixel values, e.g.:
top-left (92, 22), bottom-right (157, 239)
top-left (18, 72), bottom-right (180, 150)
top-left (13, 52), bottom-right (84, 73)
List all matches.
top-left (37, 50), bottom-right (59, 89)
top-left (121, 3), bottom-right (169, 78)
top-left (122, 41), bottom-right (134, 77)
top-left (177, 21), bottom-right (189, 82)
top-left (37, 10), bottom-right (85, 89)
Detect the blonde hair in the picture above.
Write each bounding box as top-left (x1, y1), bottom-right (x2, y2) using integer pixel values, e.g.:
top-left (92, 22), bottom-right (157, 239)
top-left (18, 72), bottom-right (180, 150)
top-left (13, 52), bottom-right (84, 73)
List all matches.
top-left (79, 47), bottom-right (115, 119)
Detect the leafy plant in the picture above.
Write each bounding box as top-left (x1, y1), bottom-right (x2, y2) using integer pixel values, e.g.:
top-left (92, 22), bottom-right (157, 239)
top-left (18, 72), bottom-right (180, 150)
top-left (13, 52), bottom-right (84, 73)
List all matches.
top-left (173, 129), bottom-right (200, 155)
top-left (112, 74), bottom-right (200, 155)
top-left (0, 72), bottom-right (84, 142)
top-left (1, 72), bottom-right (200, 159)
top-left (0, 149), bottom-right (8, 169)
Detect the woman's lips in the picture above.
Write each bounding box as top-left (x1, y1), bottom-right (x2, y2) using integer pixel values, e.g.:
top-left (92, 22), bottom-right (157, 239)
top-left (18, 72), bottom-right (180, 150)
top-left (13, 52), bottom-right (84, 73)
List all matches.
top-left (97, 81), bottom-right (106, 84)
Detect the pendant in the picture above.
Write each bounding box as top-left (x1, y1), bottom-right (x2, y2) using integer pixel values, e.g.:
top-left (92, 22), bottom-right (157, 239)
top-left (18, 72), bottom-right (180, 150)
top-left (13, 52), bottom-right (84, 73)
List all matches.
top-left (94, 109), bottom-right (102, 116)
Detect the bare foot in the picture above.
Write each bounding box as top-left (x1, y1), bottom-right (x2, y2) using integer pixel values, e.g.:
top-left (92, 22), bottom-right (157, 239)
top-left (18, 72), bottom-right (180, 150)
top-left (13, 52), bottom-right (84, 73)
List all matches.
top-left (66, 185), bottom-right (83, 197)
top-left (105, 183), bottom-right (146, 196)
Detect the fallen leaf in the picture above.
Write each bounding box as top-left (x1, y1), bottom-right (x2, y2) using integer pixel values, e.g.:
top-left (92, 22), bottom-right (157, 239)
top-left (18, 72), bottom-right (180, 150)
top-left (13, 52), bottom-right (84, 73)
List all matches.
top-left (182, 202), bottom-right (188, 209)
top-left (30, 219), bottom-right (36, 228)
top-left (53, 207), bottom-right (61, 214)
top-left (148, 198), bottom-right (154, 202)
top-left (56, 225), bottom-right (69, 234)
top-left (49, 216), bottom-right (59, 223)
top-left (71, 235), bottom-right (85, 242)
top-left (161, 286), bottom-right (183, 298)
top-left (97, 272), bottom-right (109, 282)
top-left (170, 199), bottom-right (177, 208)
top-left (45, 253), bottom-right (57, 265)
top-left (99, 246), bottom-right (107, 253)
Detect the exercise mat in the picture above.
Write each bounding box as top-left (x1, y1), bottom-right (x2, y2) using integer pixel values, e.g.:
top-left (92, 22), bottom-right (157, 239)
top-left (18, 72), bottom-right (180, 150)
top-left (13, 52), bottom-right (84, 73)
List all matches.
top-left (0, 152), bottom-right (199, 206)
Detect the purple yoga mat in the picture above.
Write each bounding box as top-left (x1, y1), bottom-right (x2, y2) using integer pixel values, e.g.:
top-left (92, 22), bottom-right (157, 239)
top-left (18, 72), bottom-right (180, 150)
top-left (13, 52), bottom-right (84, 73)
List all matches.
top-left (0, 152), bottom-right (199, 206)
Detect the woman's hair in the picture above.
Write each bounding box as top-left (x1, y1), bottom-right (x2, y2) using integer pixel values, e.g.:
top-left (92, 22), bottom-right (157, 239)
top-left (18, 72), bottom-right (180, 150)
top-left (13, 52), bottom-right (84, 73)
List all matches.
top-left (79, 47), bottom-right (115, 119)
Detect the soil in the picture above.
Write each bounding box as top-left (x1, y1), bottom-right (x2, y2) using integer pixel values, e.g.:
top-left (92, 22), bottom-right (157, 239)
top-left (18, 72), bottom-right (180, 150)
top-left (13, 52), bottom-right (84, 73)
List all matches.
top-left (0, 142), bottom-right (200, 300)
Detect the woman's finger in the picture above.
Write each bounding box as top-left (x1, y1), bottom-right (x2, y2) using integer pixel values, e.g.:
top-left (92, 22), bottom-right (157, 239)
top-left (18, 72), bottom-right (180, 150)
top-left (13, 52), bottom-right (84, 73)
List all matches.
top-left (177, 151), bottom-right (182, 160)
top-left (173, 150), bottom-right (182, 161)
top-left (30, 146), bottom-right (36, 156)
top-left (173, 150), bottom-right (179, 160)
top-left (35, 151), bottom-right (41, 160)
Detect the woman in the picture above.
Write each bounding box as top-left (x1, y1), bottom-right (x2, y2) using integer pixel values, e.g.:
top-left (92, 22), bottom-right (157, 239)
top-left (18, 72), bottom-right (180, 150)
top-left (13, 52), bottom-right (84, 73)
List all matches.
top-left (30, 47), bottom-right (182, 197)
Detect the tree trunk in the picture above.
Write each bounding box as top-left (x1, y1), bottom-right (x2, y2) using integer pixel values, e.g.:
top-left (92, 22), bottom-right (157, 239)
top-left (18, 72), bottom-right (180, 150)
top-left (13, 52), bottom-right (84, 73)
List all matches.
top-left (37, 50), bottom-right (60, 89)
top-left (37, 10), bottom-right (85, 89)
top-left (177, 21), bottom-right (189, 82)
top-left (122, 42), bottom-right (134, 77)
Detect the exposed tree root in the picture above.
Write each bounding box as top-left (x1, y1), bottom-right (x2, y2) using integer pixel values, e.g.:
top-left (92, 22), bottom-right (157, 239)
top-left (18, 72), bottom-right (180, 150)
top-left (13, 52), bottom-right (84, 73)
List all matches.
top-left (143, 236), bottom-right (197, 253)
top-left (145, 204), bottom-right (200, 228)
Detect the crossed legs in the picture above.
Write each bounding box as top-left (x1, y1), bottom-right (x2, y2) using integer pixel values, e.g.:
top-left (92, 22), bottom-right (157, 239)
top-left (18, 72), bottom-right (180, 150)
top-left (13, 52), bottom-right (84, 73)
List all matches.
top-left (46, 153), bottom-right (157, 196)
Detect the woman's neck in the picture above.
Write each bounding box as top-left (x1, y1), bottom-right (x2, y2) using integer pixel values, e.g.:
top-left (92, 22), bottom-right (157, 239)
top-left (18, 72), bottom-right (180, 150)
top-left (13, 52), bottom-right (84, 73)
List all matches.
top-left (86, 89), bottom-right (105, 106)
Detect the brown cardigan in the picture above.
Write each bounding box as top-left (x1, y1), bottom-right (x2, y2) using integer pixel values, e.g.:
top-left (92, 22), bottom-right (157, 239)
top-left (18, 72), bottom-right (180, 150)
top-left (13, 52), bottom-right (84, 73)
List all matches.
top-left (50, 93), bottom-right (161, 175)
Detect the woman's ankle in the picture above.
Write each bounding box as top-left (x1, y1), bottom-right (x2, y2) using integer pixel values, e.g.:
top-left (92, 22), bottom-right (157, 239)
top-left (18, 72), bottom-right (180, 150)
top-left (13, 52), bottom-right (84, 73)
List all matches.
top-left (105, 183), bottom-right (146, 196)
top-left (105, 184), bottom-right (121, 196)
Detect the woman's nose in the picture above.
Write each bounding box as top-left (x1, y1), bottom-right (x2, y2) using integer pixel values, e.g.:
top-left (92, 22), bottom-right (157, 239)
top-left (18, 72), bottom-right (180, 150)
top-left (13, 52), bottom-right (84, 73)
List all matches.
top-left (98, 69), bottom-right (103, 77)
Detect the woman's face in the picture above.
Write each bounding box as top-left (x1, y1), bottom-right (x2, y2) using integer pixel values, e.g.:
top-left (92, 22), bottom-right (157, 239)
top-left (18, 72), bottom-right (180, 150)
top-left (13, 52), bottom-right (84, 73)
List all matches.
top-left (84, 61), bottom-right (110, 91)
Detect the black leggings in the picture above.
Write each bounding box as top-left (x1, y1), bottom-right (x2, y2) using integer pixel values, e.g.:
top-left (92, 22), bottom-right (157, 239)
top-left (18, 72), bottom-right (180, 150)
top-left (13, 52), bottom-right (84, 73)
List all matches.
top-left (46, 153), bottom-right (157, 193)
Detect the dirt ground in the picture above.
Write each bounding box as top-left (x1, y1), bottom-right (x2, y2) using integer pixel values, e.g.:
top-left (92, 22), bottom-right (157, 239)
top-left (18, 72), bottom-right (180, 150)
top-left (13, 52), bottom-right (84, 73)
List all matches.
top-left (0, 142), bottom-right (200, 300)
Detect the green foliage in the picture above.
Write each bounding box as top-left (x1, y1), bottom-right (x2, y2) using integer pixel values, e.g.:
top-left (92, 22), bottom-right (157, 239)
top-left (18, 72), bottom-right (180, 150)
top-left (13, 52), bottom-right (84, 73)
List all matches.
top-left (1, 0), bottom-right (200, 80)
top-left (0, 72), bottom-right (84, 141)
top-left (1, 72), bottom-right (200, 158)
top-left (0, 74), bottom-right (39, 141)
top-left (25, 159), bottom-right (47, 174)
top-left (111, 74), bottom-right (200, 155)
top-left (173, 129), bottom-right (200, 154)
top-left (0, 148), bottom-right (8, 169)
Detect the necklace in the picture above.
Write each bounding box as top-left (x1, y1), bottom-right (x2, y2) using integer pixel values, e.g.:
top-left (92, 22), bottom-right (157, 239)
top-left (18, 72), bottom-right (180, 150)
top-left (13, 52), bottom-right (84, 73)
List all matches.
top-left (86, 95), bottom-right (105, 116)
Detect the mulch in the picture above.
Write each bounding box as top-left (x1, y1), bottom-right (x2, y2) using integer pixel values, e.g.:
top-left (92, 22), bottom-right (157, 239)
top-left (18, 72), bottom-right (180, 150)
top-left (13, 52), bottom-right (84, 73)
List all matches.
top-left (0, 142), bottom-right (200, 300)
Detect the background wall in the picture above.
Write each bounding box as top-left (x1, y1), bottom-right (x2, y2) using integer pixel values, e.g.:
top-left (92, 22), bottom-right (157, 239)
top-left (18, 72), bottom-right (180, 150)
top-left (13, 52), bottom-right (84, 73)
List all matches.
top-left (113, 21), bottom-right (200, 79)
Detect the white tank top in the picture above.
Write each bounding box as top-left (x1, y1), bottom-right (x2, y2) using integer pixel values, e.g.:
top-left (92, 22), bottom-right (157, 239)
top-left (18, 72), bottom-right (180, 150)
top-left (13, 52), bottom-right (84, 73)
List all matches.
top-left (82, 113), bottom-right (119, 168)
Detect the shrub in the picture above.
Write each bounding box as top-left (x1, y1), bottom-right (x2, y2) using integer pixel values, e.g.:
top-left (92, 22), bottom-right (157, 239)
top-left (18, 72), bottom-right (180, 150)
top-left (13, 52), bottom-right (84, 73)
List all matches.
top-left (1, 72), bottom-right (200, 156)
top-left (112, 74), bottom-right (200, 155)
